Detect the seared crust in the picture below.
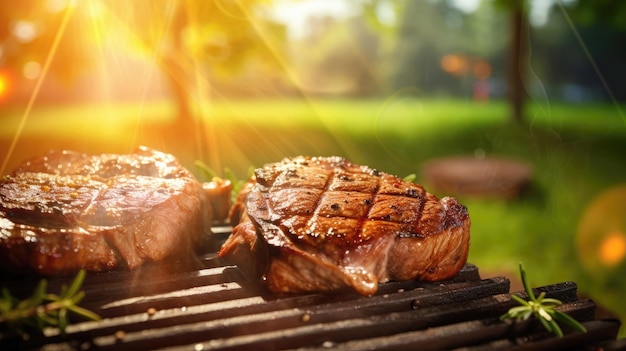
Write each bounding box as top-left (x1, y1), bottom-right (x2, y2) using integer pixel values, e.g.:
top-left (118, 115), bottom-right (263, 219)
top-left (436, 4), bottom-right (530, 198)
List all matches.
top-left (219, 156), bottom-right (470, 296)
top-left (0, 147), bottom-right (212, 276)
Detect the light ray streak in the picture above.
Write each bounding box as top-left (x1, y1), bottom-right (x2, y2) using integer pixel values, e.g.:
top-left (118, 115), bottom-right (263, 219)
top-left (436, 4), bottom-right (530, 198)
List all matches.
top-left (98, 2), bottom-right (250, 169)
top-left (235, 0), bottom-right (306, 98)
top-left (98, 1), bottom-right (236, 169)
top-left (96, 2), bottom-right (202, 147)
top-left (129, 0), bottom-right (178, 151)
top-left (1, 4), bottom-right (76, 175)
top-left (94, 1), bottom-right (178, 151)
top-left (556, 0), bottom-right (625, 125)
top-left (202, 0), bottom-right (319, 164)
top-left (184, 1), bottom-right (214, 165)
top-left (232, 0), bottom-right (362, 160)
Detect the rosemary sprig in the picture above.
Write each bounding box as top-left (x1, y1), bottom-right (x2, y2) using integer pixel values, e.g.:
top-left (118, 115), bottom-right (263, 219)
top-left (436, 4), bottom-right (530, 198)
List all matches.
top-left (0, 269), bottom-right (100, 337)
top-left (500, 262), bottom-right (587, 337)
top-left (403, 174), bottom-right (417, 182)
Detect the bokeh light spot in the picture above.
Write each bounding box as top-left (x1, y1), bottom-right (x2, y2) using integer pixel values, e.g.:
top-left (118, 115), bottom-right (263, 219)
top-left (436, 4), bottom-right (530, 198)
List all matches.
top-left (23, 61), bottom-right (42, 80)
top-left (12, 21), bottom-right (39, 43)
top-left (440, 54), bottom-right (467, 76)
top-left (0, 71), bottom-right (12, 100)
top-left (0, 76), bottom-right (7, 96)
top-left (472, 60), bottom-right (492, 80)
top-left (577, 184), bottom-right (626, 274)
top-left (599, 231), bottom-right (626, 267)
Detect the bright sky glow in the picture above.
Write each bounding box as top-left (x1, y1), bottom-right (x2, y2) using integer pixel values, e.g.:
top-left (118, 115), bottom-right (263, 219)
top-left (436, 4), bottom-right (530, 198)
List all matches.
top-left (269, 0), bottom-right (358, 39)
top-left (375, 0), bottom-right (396, 26)
top-left (450, 0), bottom-right (481, 13)
top-left (269, 0), bottom-right (560, 38)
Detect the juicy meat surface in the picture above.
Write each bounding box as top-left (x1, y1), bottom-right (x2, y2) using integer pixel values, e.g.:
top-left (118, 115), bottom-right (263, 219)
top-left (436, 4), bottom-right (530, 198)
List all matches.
top-left (0, 146), bottom-right (212, 276)
top-left (219, 156), bottom-right (471, 296)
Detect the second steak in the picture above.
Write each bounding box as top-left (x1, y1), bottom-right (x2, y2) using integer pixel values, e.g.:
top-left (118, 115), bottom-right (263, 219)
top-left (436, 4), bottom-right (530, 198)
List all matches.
top-left (0, 146), bottom-right (212, 276)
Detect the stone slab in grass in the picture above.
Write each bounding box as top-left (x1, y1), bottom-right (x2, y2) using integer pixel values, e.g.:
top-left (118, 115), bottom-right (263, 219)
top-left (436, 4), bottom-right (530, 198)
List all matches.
top-left (422, 156), bottom-right (533, 199)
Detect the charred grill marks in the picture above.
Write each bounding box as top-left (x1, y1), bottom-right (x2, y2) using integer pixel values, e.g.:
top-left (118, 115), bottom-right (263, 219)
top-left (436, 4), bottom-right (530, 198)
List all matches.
top-left (357, 168), bottom-right (381, 243)
top-left (260, 158), bottom-right (434, 247)
top-left (262, 158), bottom-right (432, 244)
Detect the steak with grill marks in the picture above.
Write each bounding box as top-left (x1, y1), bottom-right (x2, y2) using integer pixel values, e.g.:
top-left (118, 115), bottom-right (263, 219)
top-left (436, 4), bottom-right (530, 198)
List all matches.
top-left (0, 146), bottom-right (212, 276)
top-left (219, 156), bottom-right (470, 296)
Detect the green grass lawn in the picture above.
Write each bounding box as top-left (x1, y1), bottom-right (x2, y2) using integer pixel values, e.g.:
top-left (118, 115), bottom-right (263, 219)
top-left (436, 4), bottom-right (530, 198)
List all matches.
top-left (2, 97), bottom-right (626, 336)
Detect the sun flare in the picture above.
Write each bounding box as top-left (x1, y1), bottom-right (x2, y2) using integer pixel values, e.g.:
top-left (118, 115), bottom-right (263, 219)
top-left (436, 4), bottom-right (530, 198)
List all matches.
top-left (599, 231), bottom-right (626, 267)
top-left (0, 73), bottom-right (9, 98)
top-left (577, 184), bottom-right (626, 274)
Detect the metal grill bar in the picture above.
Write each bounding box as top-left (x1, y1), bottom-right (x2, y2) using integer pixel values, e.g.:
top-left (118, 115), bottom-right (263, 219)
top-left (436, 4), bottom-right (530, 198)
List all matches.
top-left (0, 227), bottom-right (622, 351)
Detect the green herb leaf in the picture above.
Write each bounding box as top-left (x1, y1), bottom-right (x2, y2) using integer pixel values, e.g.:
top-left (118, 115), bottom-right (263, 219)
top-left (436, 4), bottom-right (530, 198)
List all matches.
top-left (194, 160), bottom-right (220, 180)
top-left (553, 310), bottom-right (588, 333)
top-left (501, 262), bottom-right (588, 337)
top-left (67, 304), bottom-right (101, 322)
top-left (518, 262), bottom-right (535, 302)
top-left (63, 269), bottom-right (86, 300)
top-left (0, 269), bottom-right (100, 338)
top-left (403, 174), bottom-right (417, 182)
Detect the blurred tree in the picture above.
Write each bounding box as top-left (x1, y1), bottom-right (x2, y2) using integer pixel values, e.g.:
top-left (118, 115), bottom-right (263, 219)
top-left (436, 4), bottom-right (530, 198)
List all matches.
top-left (568, 0), bottom-right (626, 30)
top-left (92, 0), bottom-right (285, 122)
top-left (494, 0), bottom-right (626, 121)
top-left (293, 15), bottom-right (381, 96)
top-left (383, 0), bottom-right (506, 97)
top-left (0, 0), bottom-right (285, 121)
top-left (539, 0), bottom-right (626, 102)
top-left (383, 0), bottom-right (626, 122)
top-left (509, 0), bottom-right (527, 124)
top-left (492, 0), bottom-right (528, 124)
top-left (390, 0), bottom-right (451, 94)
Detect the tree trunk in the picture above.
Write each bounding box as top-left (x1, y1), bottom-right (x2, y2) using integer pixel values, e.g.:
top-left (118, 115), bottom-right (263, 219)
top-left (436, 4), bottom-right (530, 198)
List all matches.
top-left (161, 54), bottom-right (195, 125)
top-left (509, 0), bottom-right (528, 124)
top-left (159, 53), bottom-right (212, 166)
top-left (155, 3), bottom-right (211, 166)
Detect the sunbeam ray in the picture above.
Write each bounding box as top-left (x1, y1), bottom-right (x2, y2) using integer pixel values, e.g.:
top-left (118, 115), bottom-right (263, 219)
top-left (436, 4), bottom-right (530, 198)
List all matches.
top-left (1, 2), bottom-right (75, 175)
top-left (556, 0), bottom-right (625, 124)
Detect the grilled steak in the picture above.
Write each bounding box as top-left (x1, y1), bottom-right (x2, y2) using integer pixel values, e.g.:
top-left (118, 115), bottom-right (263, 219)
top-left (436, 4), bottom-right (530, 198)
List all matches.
top-left (0, 146), bottom-right (212, 276)
top-left (219, 156), bottom-right (471, 296)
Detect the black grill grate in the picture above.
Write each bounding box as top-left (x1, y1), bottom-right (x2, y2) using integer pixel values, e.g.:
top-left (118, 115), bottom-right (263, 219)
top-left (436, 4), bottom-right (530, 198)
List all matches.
top-left (1, 226), bottom-right (623, 351)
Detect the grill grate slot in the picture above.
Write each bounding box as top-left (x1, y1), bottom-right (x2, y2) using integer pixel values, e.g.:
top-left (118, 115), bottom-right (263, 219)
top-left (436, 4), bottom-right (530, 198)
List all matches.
top-left (0, 226), bottom-right (622, 350)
